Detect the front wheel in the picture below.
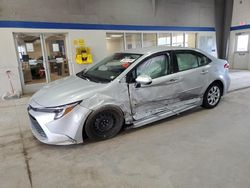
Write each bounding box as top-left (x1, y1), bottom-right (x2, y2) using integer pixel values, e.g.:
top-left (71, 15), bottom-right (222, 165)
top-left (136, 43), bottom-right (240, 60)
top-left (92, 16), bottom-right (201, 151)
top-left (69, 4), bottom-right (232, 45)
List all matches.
top-left (202, 83), bottom-right (222, 109)
top-left (84, 107), bottom-right (124, 140)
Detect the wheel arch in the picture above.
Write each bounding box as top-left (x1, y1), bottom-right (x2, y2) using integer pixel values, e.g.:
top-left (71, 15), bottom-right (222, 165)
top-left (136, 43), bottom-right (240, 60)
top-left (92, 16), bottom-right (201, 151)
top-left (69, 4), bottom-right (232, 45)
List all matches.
top-left (208, 79), bottom-right (225, 96)
top-left (82, 104), bottom-right (125, 140)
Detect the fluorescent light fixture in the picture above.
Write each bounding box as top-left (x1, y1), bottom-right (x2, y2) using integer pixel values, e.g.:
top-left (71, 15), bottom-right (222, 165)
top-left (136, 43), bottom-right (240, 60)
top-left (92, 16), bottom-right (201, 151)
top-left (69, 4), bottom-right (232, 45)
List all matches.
top-left (106, 37), bottom-right (111, 40)
top-left (111, 34), bottom-right (123, 38)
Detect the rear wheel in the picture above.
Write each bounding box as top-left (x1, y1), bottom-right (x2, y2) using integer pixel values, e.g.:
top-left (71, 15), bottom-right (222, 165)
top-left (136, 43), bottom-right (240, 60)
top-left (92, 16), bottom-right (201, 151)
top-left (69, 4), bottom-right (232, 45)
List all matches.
top-left (202, 83), bottom-right (222, 109)
top-left (85, 107), bottom-right (123, 140)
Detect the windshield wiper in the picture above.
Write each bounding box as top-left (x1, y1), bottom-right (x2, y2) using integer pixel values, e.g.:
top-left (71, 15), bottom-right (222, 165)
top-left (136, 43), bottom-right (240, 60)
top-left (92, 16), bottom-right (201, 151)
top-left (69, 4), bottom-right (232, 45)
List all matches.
top-left (77, 71), bottom-right (110, 83)
top-left (81, 75), bottom-right (90, 81)
top-left (77, 72), bottom-right (91, 81)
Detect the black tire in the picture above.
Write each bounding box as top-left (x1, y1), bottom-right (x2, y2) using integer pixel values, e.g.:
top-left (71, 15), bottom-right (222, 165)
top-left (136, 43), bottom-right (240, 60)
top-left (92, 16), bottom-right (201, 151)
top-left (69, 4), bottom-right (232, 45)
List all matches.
top-left (202, 82), bottom-right (222, 109)
top-left (84, 106), bottom-right (124, 140)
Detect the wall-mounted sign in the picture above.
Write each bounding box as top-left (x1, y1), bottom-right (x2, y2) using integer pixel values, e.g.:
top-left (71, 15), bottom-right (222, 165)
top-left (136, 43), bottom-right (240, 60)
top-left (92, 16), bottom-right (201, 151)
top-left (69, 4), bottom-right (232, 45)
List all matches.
top-left (73, 40), bottom-right (78, 46)
top-left (26, 43), bottom-right (34, 52)
top-left (73, 39), bottom-right (85, 47)
top-left (74, 38), bottom-right (93, 64)
top-left (52, 43), bottom-right (59, 52)
top-left (78, 39), bottom-right (85, 46)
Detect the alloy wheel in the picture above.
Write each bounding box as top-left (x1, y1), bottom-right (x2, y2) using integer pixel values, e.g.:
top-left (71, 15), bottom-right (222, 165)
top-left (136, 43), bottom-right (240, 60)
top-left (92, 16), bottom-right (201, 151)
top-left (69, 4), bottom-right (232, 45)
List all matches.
top-left (207, 86), bottom-right (221, 106)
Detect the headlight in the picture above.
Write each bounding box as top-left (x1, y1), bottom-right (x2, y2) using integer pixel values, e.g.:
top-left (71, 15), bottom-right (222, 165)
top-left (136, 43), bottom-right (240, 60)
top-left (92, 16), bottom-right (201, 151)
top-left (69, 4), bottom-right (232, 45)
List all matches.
top-left (29, 101), bottom-right (81, 120)
top-left (53, 101), bottom-right (81, 120)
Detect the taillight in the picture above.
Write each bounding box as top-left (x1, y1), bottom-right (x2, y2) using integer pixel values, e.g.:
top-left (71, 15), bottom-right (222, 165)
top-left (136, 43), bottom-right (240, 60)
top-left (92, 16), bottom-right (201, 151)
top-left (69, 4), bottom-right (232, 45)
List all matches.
top-left (224, 63), bottom-right (230, 69)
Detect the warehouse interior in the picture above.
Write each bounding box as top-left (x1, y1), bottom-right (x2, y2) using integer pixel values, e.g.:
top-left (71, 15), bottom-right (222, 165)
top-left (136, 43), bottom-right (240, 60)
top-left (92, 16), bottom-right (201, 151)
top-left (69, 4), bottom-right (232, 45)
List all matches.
top-left (1, 0), bottom-right (250, 187)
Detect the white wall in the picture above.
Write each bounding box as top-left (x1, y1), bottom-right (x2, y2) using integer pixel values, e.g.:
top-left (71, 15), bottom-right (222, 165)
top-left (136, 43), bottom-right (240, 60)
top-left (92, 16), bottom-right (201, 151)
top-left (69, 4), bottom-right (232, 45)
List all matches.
top-left (0, 0), bottom-right (215, 27)
top-left (232, 0), bottom-right (250, 26)
top-left (0, 29), bottom-right (22, 96)
top-left (0, 28), bottom-right (108, 96)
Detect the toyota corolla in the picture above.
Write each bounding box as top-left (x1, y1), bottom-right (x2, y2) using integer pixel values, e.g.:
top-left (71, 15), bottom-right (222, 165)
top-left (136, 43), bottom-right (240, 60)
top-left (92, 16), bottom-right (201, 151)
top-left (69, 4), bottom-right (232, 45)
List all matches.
top-left (27, 47), bottom-right (230, 145)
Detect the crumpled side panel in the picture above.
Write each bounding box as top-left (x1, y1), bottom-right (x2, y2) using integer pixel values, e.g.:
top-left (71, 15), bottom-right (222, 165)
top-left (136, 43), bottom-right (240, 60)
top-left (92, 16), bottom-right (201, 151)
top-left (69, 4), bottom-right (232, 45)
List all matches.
top-left (80, 82), bottom-right (133, 123)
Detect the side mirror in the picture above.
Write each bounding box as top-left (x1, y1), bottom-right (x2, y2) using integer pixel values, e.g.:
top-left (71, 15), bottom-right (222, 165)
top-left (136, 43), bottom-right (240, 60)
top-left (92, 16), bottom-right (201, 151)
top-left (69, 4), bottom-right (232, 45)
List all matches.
top-left (135, 75), bottom-right (152, 86)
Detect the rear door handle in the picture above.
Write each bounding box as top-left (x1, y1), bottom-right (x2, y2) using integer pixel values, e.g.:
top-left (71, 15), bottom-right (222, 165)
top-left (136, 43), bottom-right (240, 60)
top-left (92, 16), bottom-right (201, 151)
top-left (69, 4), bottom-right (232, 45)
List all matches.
top-left (201, 70), bottom-right (208, 74)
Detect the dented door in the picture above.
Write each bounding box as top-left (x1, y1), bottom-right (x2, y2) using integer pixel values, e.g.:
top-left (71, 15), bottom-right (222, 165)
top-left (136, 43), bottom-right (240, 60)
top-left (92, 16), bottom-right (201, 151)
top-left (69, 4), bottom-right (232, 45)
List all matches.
top-left (128, 52), bottom-right (182, 120)
top-left (174, 50), bottom-right (210, 100)
top-left (129, 74), bottom-right (182, 120)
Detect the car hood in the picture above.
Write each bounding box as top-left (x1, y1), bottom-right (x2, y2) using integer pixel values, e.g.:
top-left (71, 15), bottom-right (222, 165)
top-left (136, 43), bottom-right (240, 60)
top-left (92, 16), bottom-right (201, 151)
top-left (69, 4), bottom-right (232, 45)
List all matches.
top-left (31, 75), bottom-right (106, 107)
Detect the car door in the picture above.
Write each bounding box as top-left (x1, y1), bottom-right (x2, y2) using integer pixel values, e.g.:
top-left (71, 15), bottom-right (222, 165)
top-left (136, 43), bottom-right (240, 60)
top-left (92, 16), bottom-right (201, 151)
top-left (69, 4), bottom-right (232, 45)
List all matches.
top-left (127, 51), bottom-right (182, 120)
top-left (173, 50), bottom-right (211, 102)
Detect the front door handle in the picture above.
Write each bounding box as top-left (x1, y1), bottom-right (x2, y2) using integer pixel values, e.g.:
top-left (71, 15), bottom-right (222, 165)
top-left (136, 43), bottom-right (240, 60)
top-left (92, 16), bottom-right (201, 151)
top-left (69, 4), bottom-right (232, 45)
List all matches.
top-left (167, 78), bottom-right (179, 83)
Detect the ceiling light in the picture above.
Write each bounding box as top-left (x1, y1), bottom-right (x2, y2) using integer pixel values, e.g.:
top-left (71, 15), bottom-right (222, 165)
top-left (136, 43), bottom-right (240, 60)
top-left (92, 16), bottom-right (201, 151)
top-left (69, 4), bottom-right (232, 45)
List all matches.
top-left (111, 34), bottom-right (123, 38)
top-left (106, 37), bottom-right (111, 40)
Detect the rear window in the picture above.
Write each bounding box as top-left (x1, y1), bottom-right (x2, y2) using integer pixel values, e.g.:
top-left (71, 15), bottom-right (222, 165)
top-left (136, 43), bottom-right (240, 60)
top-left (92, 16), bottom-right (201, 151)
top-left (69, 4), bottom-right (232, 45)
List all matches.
top-left (175, 51), bottom-right (211, 72)
top-left (176, 53), bottom-right (199, 71)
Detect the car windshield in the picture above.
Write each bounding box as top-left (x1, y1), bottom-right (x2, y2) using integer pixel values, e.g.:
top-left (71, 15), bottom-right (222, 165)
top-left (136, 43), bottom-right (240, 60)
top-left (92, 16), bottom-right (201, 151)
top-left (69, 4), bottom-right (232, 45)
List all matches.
top-left (76, 53), bottom-right (142, 83)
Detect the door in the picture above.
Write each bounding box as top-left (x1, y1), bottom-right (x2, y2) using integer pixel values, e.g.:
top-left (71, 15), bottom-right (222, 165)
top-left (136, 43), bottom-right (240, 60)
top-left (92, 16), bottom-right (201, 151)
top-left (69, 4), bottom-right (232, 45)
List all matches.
top-left (128, 52), bottom-right (182, 120)
top-left (14, 33), bottom-right (71, 93)
top-left (173, 50), bottom-right (210, 101)
top-left (232, 33), bottom-right (249, 69)
top-left (14, 33), bottom-right (48, 93)
top-left (44, 34), bottom-right (70, 82)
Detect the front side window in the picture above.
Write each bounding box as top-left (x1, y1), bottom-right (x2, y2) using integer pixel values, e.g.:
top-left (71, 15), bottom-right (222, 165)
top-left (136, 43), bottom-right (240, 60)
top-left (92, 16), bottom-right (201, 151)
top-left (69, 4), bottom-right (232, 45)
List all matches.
top-left (176, 52), bottom-right (199, 71)
top-left (77, 53), bottom-right (142, 83)
top-left (136, 55), bottom-right (169, 79)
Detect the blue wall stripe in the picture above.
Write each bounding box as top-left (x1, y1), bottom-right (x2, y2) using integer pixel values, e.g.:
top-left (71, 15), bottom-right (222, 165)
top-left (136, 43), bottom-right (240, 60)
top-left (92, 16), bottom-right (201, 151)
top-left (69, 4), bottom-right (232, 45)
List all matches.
top-left (0, 20), bottom-right (215, 32)
top-left (231, 24), bottom-right (250, 31)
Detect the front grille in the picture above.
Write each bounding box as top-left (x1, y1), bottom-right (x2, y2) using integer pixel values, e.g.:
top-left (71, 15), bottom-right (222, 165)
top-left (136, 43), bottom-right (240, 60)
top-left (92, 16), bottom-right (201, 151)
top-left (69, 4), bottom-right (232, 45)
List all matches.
top-left (29, 114), bottom-right (47, 139)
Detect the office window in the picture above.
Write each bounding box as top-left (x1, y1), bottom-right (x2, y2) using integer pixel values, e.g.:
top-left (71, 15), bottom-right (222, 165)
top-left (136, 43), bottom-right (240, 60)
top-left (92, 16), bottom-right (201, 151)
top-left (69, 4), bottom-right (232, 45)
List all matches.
top-left (197, 34), bottom-right (217, 57)
top-left (172, 33), bottom-right (184, 47)
top-left (236, 34), bottom-right (249, 52)
top-left (143, 33), bottom-right (157, 47)
top-left (185, 33), bottom-right (196, 48)
top-left (106, 33), bottom-right (124, 54)
top-left (125, 33), bottom-right (142, 49)
top-left (158, 33), bottom-right (171, 46)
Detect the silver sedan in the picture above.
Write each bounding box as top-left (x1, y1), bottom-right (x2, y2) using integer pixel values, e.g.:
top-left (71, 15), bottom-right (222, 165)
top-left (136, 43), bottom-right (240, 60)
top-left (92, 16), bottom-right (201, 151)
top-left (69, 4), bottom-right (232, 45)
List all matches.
top-left (27, 47), bottom-right (230, 145)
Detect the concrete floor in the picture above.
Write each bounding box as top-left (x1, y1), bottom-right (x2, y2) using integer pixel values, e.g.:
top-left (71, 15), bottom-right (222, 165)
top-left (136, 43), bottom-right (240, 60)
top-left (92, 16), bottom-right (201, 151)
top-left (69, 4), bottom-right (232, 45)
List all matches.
top-left (229, 69), bottom-right (250, 91)
top-left (1, 70), bottom-right (250, 188)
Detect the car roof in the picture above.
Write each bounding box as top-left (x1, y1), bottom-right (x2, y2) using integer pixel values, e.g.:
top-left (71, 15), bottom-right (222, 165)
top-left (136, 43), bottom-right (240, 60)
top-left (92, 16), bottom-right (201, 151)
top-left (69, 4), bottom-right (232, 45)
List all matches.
top-left (123, 46), bottom-right (179, 54)
top-left (122, 46), bottom-right (215, 59)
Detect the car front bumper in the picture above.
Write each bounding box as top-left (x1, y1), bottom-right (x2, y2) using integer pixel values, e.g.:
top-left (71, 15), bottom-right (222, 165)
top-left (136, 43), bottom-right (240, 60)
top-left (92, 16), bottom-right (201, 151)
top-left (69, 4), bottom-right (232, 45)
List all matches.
top-left (28, 100), bottom-right (91, 145)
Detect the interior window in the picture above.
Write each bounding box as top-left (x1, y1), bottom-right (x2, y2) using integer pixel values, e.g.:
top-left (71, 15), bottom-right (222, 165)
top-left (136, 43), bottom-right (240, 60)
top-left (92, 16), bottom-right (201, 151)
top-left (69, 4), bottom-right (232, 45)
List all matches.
top-left (136, 55), bottom-right (169, 79)
top-left (236, 34), bottom-right (249, 52)
top-left (176, 52), bottom-right (199, 71)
